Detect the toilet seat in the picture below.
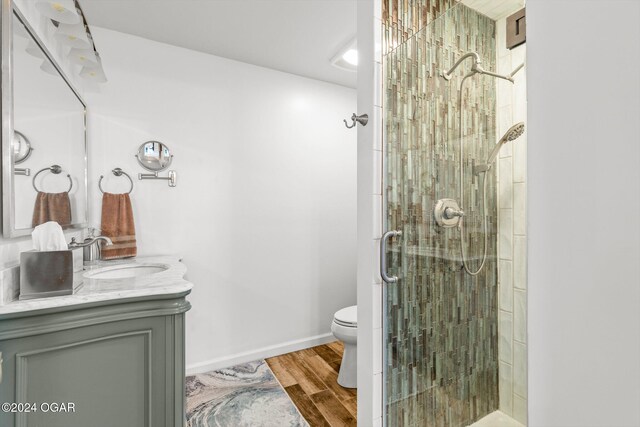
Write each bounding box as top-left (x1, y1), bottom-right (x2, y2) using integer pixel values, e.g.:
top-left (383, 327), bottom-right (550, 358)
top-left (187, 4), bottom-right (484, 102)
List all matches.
top-left (333, 305), bottom-right (357, 328)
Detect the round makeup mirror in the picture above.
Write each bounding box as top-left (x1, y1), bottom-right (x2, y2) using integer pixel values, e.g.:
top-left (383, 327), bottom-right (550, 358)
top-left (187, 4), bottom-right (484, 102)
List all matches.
top-left (12, 131), bottom-right (33, 164)
top-left (135, 141), bottom-right (173, 172)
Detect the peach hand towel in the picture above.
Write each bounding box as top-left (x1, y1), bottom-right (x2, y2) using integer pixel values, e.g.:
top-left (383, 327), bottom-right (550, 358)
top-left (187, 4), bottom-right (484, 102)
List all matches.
top-left (32, 192), bottom-right (71, 228)
top-left (101, 193), bottom-right (137, 259)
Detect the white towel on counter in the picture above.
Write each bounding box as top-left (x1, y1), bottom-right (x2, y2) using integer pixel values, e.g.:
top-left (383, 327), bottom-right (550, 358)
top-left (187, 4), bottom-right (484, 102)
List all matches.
top-left (31, 221), bottom-right (67, 251)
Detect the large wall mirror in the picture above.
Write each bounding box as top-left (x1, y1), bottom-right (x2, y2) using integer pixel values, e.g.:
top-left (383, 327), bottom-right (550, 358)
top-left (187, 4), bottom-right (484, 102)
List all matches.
top-left (2, 6), bottom-right (87, 238)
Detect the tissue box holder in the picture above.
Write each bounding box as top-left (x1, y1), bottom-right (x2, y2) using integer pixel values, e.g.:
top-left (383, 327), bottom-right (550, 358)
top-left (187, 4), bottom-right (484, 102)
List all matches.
top-left (19, 250), bottom-right (74, 300)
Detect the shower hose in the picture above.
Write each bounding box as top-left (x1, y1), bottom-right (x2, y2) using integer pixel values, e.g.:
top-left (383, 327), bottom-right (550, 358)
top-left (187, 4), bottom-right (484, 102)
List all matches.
top-left (458, 74), bottom-right (489, 276)
top-left (459, 170), bottom-right (489, 276)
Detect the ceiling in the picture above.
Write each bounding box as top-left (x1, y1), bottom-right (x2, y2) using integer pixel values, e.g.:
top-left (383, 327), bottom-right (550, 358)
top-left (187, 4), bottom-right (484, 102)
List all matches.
top-left (79, 0), bottom-right (524, 89)
top-left (461, 0), bottom-right (525, 20)
top-left (79, 0), bottom-right (357, 88)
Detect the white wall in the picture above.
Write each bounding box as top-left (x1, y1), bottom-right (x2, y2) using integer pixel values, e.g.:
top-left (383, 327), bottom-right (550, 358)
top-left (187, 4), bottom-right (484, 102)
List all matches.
top-left (527, 1), bottom-right (640, 426)
top-left (496, 21), bottom-right (528, 423)
top-left (86, 28), bottom-right (357, 370)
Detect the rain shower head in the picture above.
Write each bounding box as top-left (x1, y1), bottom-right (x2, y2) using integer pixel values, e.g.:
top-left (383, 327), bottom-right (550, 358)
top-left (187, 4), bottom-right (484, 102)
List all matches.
top-left (442, 51), bottom-right (525, 83)
top-left (474, 122), bottom-right (526, 174)
top-left (442, 52), bottom-right (481, 80)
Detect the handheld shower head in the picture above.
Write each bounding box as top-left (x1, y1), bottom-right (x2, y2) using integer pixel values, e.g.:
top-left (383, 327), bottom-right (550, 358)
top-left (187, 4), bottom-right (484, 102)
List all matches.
top-left (500, 122), bottom-right (525, 143)
top-left (474, 122), bottom-right (525, 175)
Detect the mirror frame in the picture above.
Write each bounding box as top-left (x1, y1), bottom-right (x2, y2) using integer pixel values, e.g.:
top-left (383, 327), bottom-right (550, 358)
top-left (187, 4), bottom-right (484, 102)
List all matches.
top-left (136, 141), bottom-right (173, 172)
top-left (1, 2), bottom-right (88, 238)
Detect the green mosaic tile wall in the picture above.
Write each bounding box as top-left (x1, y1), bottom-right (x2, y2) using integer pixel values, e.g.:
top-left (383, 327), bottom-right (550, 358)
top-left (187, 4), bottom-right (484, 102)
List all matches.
top-left (383, 2), bottom-right (499, 426)
top-left (383, 0), bottom-right (458, 54)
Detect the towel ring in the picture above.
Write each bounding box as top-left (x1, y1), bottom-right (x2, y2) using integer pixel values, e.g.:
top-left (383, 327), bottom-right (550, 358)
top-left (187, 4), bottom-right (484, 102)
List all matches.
top-left (32, 165), bottom-right (73, 193)
top-left (98, 168), bottom-right (134, 194)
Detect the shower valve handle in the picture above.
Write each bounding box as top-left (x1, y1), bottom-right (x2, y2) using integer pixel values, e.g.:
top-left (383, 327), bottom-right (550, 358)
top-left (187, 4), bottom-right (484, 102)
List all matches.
top-left (434, 199), bottom-right (463, 228)
top-left (444, 207), bottom-right (465, 219)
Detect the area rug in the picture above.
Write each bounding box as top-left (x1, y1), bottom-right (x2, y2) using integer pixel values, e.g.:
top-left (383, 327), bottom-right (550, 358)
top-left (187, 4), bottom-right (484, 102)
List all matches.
top-left (186, 359), bottom-right (308, 427)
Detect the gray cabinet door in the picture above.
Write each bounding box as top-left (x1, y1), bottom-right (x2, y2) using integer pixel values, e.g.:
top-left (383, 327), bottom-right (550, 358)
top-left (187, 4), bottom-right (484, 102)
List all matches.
top-left (0, 313), bottom-right (186, 427)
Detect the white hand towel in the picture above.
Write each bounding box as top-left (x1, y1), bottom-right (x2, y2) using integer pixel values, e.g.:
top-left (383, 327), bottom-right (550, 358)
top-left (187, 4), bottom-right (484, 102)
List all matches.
top-left (32, 221), bottom-right (67, 251)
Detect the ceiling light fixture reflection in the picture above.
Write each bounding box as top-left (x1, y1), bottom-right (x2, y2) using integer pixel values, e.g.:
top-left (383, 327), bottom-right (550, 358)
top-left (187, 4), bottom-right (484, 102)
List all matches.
top-left (35, 0), bottom-right (80, 24)
top-left (54, 22), bottom-right (91, 49)
top-left (68, 47), bottom-right (98, 66)
top-left (25, 40), bottom-right (45, 59)
top-left (14, 21), bottom-right (30, 39)
top-left (40, 59), bottom-right (59, 76)
top-left (79, 54), bottom-right (107, 83)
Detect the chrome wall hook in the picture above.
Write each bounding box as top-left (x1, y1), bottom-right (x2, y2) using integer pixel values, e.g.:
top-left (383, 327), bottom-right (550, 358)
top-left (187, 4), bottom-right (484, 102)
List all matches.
top-left (344, 113), bottom-right (368, 129)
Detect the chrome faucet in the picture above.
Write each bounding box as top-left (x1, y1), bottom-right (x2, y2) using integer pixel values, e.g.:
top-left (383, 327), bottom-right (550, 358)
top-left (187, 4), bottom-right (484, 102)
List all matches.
top-left (68, 235), bottom-right (113, 264)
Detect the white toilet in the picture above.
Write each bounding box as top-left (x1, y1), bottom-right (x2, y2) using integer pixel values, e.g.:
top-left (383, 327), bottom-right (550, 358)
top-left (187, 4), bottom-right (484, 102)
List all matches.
top-left (331, 305), bottom-right (357, 389)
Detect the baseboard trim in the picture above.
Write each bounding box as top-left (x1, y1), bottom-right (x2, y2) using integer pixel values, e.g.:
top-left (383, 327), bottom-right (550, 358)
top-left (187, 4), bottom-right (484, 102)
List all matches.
top-left (186, 332), bottom-right (335, 375)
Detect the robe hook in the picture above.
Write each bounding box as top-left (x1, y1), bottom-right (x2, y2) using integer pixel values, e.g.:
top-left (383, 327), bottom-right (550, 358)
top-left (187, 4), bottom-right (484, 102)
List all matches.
top-left (344, 113), bottom-right (368, 129)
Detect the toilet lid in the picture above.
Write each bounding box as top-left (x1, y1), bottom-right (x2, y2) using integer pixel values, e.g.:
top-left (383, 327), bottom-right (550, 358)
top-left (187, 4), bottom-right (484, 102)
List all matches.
top-left (334, 305), bottom-right (357, 327)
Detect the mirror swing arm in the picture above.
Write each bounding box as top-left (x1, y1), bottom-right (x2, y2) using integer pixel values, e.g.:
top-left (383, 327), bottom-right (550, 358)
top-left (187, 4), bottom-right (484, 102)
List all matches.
top-left (138, 170), bottom-right (177, 187)
top-left (14, 167), bottom-right (30, 176)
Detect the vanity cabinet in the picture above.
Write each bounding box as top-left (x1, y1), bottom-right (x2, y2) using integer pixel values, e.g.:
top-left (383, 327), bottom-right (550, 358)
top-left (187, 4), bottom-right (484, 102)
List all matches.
top-left (0, 293), bottom-right (190, 427)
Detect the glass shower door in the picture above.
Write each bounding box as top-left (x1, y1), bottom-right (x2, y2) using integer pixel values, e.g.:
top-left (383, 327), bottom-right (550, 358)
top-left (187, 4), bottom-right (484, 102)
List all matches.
top-left (382, 4), bottom-right (499, 426)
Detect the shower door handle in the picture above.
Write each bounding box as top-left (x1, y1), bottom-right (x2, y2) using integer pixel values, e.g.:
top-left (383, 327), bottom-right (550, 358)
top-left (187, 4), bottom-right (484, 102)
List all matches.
top-left (380, 230), bottom-right (402, 284)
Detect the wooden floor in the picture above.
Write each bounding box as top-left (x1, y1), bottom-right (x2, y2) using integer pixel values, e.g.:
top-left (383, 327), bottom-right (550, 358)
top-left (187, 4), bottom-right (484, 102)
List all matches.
top-left (266, 341), bottom-right (357, 427)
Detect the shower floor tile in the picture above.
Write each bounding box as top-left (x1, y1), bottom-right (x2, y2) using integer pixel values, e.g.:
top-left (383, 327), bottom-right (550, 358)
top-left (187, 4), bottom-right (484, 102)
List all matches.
top-left (469, 410), bottom-right (525, 427)
top-left (266, 341), bottom-right (357, 427)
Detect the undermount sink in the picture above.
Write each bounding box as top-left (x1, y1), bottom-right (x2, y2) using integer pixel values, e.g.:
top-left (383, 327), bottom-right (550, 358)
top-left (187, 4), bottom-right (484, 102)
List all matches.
top-left (84, 263), bottom-right (169, 280)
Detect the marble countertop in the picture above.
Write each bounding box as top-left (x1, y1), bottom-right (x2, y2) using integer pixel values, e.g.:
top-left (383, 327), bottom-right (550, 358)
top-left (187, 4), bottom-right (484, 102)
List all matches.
top-left (0, 256), bottom-right (193, 317)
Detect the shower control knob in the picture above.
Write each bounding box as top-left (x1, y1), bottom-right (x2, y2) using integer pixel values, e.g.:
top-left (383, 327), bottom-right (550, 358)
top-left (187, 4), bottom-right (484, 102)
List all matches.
top-left (444, 207), bottom-right (465, 219)
top-left (434, 199), bottom-right (464, 228)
